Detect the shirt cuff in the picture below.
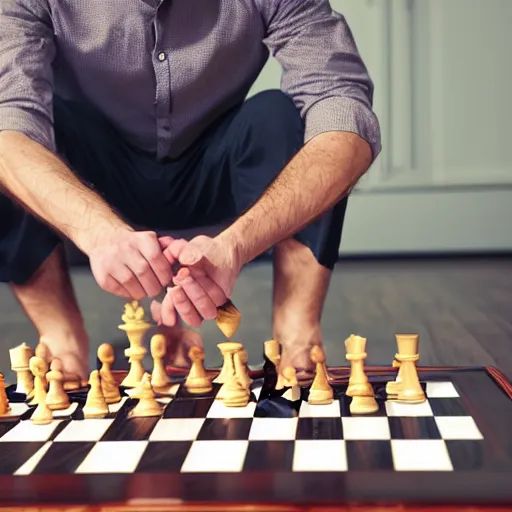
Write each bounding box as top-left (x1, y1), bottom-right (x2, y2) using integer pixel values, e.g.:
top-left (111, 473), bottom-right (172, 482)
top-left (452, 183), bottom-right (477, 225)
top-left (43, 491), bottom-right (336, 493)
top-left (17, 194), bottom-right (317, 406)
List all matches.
top-left (304, 96), bottom-right (382, 160)
top-left (0, 106), bottom-right (55, 152)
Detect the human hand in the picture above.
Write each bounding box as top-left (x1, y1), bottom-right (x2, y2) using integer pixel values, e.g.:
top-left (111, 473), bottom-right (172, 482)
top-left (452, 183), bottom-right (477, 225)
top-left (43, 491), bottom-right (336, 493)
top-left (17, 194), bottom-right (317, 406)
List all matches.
top-left (87, 228), bottom-right (174, 299)
top-left (155, 234), bottom-right (243, 327)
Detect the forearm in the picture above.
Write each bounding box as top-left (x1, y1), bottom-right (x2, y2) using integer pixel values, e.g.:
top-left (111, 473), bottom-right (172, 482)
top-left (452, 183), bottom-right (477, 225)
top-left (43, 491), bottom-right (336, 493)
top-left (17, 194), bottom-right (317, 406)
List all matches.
top-left (220, 131), bottom-right (373, 264)
top-left (0, 130), bottom-right (131, 253)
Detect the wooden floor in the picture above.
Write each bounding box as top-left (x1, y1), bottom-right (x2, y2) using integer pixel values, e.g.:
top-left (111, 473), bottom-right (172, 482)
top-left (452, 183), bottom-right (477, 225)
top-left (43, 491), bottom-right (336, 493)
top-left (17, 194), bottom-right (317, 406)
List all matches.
top-left (0, 256), bottom-right (511, 382)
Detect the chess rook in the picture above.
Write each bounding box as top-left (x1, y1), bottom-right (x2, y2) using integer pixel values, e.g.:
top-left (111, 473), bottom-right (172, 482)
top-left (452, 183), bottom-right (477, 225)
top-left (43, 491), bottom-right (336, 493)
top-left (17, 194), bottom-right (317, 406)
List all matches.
top-left (9, 343), bottom-right (34, 396)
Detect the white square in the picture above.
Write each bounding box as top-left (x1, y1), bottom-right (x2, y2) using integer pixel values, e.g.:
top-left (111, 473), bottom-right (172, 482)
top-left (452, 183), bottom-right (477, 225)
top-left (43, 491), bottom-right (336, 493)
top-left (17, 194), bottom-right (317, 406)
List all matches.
top-left (149, 418), bottom-right (205, 441)
top-left (108, 397), bottom-right (128, 414)
top-left (1, 402), bottom-right (29, 418)
top-left (53, 402), bottom-right (79, 418)
top-left (75, 441), bottom-right (148, 473)
top-left (299, 400), bottom-right (341, 418)
top-left (251, 386), bottom-right (262, 401)
top-left (293, 440), bottom-right (347, 472)
top-left (385, 400), bottom-right (433, 417)
top-left (181, 440), bottom-right (248, 472)
top-left (435, 416), bottom-right (483, 440)
top-left (342, 417), bottom-right (391, 440)
top-left (0, 419), bottom-right (62, 442)
top-left (248, 418), bottom-right (298, 441)
top-left (54, 419), bottom-right (114, 442)
top-left (391, 440), bottom-right (453, 471)
top-left (426, 381), bottom-right (459, 398)
top-left (206, 399), bottom-right (256, 418)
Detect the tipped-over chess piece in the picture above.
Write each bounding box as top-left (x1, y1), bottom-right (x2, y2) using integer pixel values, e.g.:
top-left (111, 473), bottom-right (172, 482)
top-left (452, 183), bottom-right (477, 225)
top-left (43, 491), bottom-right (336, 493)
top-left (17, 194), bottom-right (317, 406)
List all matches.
top-left (0, 373), bottom-right (10, 416)
top-left (150, 334), bottom-right (172, 391)
top-left (216, 300), bottom-right (241, 339)
top-left (29, 356), bottom-right (53, 425)
top-left (9, 342), bottom-right (34, 396)
top-left (98, 344), bottom-right (121, 404)
top-left (185, 346), bottom-right (212, 394)
top-left (308, 346), bottom-right (333, 405)
top-left (46, 359), bottom-right (70, 411)
top-left (388, 334), bottom-right (425, 403)
top-left (130, 374), bottom-right (162, 417)
top-left (83, 370), bottom-right (109, 418)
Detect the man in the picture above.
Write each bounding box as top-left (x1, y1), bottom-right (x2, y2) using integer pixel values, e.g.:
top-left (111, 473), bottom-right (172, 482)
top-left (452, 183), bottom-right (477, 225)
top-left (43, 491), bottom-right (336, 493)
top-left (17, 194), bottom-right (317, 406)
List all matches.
top-left (0, 0), bottom-right (380, 383)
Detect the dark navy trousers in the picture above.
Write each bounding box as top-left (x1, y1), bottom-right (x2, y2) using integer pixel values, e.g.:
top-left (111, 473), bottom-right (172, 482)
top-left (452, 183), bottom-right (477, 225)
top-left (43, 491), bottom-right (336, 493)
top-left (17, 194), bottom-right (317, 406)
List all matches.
top-left (0, 90), bottom-right (348, 284)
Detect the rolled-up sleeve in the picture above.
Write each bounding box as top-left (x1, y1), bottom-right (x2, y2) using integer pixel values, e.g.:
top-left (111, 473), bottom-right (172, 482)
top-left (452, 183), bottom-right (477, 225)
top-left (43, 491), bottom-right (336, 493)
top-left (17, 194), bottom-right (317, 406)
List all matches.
top-left (259, 0), bottom-right (381, 159)
top-left (0, 1), bottom-right (56, 151)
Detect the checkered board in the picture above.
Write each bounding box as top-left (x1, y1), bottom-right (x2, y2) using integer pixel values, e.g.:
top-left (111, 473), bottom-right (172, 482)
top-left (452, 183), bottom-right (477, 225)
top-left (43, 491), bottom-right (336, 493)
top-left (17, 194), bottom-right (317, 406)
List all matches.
top-left (1, 366), bottom-right (512, 507)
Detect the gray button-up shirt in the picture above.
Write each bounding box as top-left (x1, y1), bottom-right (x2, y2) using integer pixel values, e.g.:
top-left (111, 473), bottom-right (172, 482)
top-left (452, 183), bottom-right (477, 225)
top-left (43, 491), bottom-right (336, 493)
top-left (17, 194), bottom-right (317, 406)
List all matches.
top-left (0, 0), bottom-right (381, 161)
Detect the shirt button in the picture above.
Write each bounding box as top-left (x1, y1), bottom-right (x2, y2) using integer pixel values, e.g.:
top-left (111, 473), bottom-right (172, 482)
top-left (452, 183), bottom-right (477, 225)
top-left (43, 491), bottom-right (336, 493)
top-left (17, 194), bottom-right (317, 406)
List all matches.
top-left (158, 52), bottom-right (166, 61)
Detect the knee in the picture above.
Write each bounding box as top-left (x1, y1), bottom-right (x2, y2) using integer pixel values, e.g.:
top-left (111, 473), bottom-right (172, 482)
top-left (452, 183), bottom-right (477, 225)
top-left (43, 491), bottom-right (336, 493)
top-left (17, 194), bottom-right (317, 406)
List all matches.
top-left (245, 89), bottom-right (304, 134)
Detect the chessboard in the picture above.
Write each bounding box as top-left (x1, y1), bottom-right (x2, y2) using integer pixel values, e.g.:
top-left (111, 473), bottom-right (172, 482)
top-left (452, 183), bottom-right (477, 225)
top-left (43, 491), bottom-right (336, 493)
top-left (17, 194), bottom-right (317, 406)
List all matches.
top-left (0, 365), bottom-right (511, 510)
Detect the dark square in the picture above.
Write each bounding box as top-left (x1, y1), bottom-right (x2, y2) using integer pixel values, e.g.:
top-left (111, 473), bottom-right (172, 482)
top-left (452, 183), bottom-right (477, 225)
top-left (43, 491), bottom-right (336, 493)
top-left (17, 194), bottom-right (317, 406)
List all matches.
top-left (296, 418), bottom-right (343, 440)
top-left (254, 396), bottom-right (301, 418)
top-left (445, 440), bottom-right (511, 471)
top-left (388, 416), bottom-right (441, 439)
top-left (339, 394), bottom-right (386, 417)
top-left (197, 418), bottom-right (253, 441)
top-left (243, 441), bottom-right (294, 471)
top-left (0, 441), bottom-right (45, 474)
top-left (137, 441), bottom-right (193, 472)
top-left (345, 440), bottom-right (394, 470)
top-left (429, 397), bottom-right (469, 416)
top-left (32, 442), bottom-right (95, 474)
top-left (0, 420), bottom-right (18, 439)
top-left (175, 382), bottom-right (220, 400)
top-left (100, 415), bottom-right (160, 442)
top-left (163, 397), bottom-right (215, 419)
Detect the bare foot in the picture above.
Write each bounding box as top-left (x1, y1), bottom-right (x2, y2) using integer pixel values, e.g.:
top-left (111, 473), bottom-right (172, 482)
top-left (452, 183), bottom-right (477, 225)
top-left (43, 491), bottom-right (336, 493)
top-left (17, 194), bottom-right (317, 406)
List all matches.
top-left (38, 336), bottom-right (89, 385)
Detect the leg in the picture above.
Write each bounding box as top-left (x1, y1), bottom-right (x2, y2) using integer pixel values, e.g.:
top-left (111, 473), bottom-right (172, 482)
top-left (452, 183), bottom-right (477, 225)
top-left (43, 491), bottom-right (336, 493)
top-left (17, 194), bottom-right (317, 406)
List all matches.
top-left (198, 90), bottom-right (348, 378)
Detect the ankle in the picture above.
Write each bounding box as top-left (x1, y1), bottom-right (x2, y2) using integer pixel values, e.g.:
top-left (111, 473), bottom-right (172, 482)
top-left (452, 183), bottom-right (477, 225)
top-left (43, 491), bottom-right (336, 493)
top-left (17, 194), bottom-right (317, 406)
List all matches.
top-left (273, 319), bottom-right (322, 347)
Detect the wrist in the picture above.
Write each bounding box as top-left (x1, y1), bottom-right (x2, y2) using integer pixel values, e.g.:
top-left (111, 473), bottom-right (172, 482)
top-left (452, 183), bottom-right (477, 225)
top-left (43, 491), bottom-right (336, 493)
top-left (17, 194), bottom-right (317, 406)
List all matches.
top-left (215, 226), bottom-right (248, 268)
top-left (75, 219), bottom-right (133, 255)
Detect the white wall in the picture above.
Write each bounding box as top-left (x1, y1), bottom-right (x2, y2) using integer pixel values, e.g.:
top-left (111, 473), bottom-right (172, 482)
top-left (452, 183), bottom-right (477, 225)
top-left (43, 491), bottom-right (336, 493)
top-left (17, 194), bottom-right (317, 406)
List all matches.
top-left (249, 0), bottom-right (512, 254)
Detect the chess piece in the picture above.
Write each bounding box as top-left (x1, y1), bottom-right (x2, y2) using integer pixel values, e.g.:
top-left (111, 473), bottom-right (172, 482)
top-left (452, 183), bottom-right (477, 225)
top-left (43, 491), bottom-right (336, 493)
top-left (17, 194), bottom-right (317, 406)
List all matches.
top-left (130, 374), bottom-right (162, 417)
top-left (214, 341), bottom-right (239, 384)
top-left (391, 334), bottom-right (425, 403)
top-left (45, 359), bottom-right (70, 410)
top-left (98, 344), bottom-right (121, 404)
top-left (150, 334), bottom-right (172, 391)
top-left (0, 373), bottom-right (10, 416)
top-left (221, 369), bottom-right (251, 408)
top-left (83, 370), bottom-right (109, 418)
top-left (236, 348), bottom-right (253, 389)
top-left (345, 335), bottom-right (379, 414)
top-left (29, 357), bottom-right (53, 425)
top-left (185, 347), bottom-right (212, 394)
top-left (386, 336), bottom-right (421, 396)
top-left (264, 339), bottom-right (280, 367)
top-left (29, 355), bottom-right (49, 406)
top-left (118, 301), bottom-right (151, 387)
top-left (216, 300), bottom-right (241, 339)
top-left (276, 365), bottom-right (298, 390)
top-left (9, 343), bottom-right (34, 396)
top-left (308, 346), bottom-right (334, 405)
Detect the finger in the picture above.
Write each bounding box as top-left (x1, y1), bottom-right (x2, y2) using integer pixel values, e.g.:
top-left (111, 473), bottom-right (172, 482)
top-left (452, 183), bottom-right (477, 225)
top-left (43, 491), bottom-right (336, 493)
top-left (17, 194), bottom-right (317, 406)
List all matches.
top-left (126, 251), bottom-right (163, 297)
top-left (112, 264), bottom-right (147, 300)
top-left (172, 267), bottom-right (218, 320)
top-left (166, 239), bottom-right (189, 260)
top-left (150, 300), bottom-right (162, 324)
top-left (92, 268), bottom-right (132, 298)
top-left (171, 285), bottom-right (203, 327)
top-left (158, 236), bottom-right (175, 249)
top-left (160, 288), bottom-right (178, 327)
top-left (188, 267), bottom-right (228, 307)
top-left (139, 240), bottom-right (173, 288)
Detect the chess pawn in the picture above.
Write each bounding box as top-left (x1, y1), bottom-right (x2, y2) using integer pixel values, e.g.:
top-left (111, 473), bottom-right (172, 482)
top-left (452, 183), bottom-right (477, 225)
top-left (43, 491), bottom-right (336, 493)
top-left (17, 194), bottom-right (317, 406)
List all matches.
top-left (29, 355), bottom-right (49, 406)
top-left (9, 342), bottom-right (34, 396)
top-left (98, 344), bottom-right (122, 404)
top-left (216, 300), bottom-right (241, 339)
top-left (221, 372), bottom-right (251, 408)
top-left (150, 334), bottom-right (172, 391)
top-left (393, 334), bottom-right (425, 403)
top-left (308, 346), bottom-right (333, 405)
top-left (29, 357), bottom-right (53, 425)
top-left (45, 359), bottom-right (70, 411)
top-left (185, 347), bottom-right (212, 394)
top-left (0, 373), bottom-right (11, 416)
top-left (130, 374), bottom-right (162, 417)
top-left (34, 342), bottom-right (51, 390)
top-left (276, 365), bottom-right (298, 391)
top-left (83, 370), bottom-right (109, 418)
